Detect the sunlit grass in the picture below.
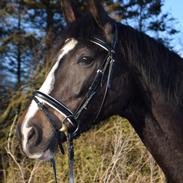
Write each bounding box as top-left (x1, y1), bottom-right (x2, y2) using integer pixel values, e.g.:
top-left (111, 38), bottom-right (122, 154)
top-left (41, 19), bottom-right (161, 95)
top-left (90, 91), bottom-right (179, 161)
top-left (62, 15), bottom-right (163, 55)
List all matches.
top-left (4, 116), bottom-right (165, 183)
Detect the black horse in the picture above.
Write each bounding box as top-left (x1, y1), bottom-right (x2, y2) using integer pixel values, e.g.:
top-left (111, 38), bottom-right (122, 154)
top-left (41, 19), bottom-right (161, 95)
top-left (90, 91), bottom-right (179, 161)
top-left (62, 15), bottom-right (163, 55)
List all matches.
top-left (17, 1), bottom-right (183, 182)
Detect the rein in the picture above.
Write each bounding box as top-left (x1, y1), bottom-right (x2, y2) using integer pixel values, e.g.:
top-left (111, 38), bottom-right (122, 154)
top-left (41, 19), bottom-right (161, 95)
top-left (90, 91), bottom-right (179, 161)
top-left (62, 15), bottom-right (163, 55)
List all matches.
top-left (32, 23), bottom-right (118, 183)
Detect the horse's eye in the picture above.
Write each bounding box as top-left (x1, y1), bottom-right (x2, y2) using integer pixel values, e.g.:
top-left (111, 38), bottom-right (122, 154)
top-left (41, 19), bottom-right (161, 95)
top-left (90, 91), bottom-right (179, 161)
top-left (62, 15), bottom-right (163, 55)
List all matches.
top-left (77, 56), bottom-right (94, 66)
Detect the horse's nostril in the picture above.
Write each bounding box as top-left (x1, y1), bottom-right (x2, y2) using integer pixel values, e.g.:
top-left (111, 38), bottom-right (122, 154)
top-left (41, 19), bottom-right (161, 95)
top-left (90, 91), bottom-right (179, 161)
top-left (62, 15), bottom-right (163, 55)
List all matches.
top-left (27, 126), bottom-right (42, 147)
top-left (27, 128), bottom-right (35, 141)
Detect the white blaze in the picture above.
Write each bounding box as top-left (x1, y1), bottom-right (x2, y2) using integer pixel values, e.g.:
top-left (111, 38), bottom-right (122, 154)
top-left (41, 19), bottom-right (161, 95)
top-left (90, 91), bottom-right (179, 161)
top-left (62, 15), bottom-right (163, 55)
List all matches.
top-left (39, 39), bottom-right (78, 94)
top-left (21, 39), bottom-right (78, 157)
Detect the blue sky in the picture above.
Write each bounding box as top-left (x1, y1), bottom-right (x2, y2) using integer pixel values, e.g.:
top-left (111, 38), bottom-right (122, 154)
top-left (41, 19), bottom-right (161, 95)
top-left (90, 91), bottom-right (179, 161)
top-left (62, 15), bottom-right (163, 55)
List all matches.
top-left (163, 0), bottom-right (183, 57)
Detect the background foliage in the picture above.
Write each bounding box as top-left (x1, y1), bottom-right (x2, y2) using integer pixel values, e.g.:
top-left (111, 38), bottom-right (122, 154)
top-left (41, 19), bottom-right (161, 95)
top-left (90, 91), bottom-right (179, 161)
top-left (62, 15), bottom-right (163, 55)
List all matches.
top-left (0, 0), bottom-right (181, 182)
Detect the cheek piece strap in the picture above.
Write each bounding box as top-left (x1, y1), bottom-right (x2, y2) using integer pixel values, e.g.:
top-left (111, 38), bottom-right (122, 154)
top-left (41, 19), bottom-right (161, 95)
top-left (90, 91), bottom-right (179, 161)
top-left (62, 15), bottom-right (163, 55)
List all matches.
top-left (31, 23), bottom-right (118, 183)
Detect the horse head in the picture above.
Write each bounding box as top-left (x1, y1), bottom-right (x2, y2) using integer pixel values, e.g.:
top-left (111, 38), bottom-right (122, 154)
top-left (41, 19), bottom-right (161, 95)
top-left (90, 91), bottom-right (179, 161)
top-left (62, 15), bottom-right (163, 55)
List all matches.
top-left (16, 1), bottom-right (134, 160)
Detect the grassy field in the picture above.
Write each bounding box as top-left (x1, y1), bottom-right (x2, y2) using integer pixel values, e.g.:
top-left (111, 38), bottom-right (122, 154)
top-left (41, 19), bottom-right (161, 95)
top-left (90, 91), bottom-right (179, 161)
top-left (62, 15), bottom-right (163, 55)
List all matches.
top-left (3, 115), bottom-right (166, 183)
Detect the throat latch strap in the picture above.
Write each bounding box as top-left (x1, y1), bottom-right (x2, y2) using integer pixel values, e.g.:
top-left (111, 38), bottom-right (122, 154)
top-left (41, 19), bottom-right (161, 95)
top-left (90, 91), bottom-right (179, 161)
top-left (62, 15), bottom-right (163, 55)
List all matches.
top-left (50, 158), bottom-right (58, 183)
top-left (50, 133), bottom-right (74, 183)
top-left (67, 133), bottom-right (74, 183)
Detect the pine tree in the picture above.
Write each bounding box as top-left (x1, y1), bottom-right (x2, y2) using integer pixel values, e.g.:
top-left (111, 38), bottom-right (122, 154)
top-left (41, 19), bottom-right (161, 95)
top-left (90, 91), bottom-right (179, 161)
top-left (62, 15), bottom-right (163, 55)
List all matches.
top-left (0, 0), bottom-right (63, 87)
top-left (104, 0), bottom-right (179, 47)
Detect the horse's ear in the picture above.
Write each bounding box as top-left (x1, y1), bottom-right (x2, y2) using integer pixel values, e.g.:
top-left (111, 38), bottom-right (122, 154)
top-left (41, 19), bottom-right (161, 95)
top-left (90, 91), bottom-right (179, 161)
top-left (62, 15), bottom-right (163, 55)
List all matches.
top-left (85, 0), bottom-right (109, 26)
top-left (85, 0), bottom-right (114, 43)
top-left (61, 0), bottom-right (80, 24)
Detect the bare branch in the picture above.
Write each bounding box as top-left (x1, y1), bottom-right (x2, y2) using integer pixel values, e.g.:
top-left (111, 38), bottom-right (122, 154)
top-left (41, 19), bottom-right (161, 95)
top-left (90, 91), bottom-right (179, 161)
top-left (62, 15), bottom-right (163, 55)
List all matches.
top-left (5, 114), bottom-right (26, 183)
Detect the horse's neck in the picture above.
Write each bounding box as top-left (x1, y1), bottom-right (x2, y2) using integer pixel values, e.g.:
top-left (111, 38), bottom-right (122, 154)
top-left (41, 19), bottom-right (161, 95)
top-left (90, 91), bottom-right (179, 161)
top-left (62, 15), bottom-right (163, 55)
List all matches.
top-left (121, 86), bottom-right (183, 182)
top-left (122, 74), bottom-right (183, 182)
top-left (117, 26), bottom-right (183, 182)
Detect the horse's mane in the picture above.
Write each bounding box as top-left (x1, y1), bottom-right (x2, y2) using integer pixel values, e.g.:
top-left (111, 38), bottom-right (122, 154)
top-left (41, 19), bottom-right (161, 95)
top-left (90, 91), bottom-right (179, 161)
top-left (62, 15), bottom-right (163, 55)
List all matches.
top-left (118, 24), bottom-right (183, 104)
top-left (64, 13), bottom-right (107, 40)
top-left (50, 13), bottom-right (103, 59)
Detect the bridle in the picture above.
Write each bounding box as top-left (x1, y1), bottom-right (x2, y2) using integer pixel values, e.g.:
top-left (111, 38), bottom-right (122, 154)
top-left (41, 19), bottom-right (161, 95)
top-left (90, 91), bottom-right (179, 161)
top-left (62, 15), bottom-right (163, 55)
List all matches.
top-left (32, 23), bottom-right (118, 183)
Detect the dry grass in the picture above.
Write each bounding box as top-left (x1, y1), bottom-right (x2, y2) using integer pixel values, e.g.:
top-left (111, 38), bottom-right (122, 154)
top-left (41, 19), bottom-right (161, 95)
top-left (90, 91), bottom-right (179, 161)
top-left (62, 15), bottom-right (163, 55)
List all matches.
top-left (3, 115), bottom-right (166, 183)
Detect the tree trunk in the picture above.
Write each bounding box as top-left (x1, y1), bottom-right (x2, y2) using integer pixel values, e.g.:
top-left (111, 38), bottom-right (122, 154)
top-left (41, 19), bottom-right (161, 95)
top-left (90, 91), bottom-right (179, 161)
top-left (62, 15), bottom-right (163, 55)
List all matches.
top-left (16, 0), bottom-right (22, 87)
